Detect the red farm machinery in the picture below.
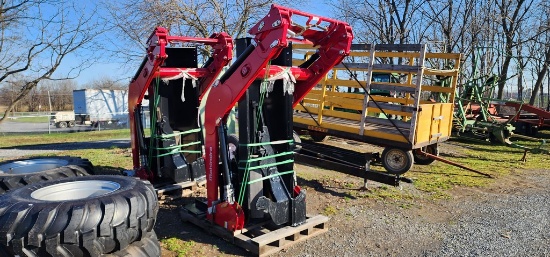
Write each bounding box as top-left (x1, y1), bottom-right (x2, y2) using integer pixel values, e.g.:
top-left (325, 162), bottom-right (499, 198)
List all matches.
top-left (128, 4), bottom-right (352, 255)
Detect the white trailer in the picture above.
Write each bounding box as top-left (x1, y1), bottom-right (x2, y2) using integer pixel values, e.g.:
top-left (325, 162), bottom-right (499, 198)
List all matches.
top-left (73, 89), bottom-right (129, 127)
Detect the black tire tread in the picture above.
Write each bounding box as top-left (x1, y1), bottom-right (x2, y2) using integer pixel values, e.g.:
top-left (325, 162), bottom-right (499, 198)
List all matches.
top-left (102, 231), bottom-right (160, 257)
top-left (0, 175), bottom-right (158, 256)
top-left (0, 165), bottom-right (89, 195)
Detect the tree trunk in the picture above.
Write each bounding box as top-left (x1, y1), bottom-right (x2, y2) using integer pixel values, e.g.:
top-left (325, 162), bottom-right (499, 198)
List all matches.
top-left (529, 46), bottom-right (550, 105)
top-left (518, 68), bottom-right (523, 101)
top-left (0, 83), bottom-right (36, 123)
top-left (498, 54), bottom-right (513, 99)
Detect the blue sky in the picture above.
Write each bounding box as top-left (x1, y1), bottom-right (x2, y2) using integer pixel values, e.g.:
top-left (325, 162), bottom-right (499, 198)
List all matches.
top-left (54, 1), bottom-right (335, 87)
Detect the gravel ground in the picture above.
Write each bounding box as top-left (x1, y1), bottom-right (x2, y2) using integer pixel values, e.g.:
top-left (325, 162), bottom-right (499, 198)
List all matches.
top-left (3, 136), bottom-right (549, 256)
top-left (425, 174), bottom-right (550, 257)
top-left (274, 168), bottom-right (550, 257)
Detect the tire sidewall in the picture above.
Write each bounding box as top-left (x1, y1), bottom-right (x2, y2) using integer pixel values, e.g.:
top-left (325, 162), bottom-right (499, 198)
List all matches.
top-left (0, 175), bottom-right (158, 256)
top-left (0, 156), bottom-right (94, 174)
top-left (5, 175), bottom-right (148, 205)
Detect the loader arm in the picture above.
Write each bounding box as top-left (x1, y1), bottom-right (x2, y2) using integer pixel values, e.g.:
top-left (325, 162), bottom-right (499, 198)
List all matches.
top-left (129, 27), bottom-right (233, 176)
top-left (203, 4), bottom-right (352, 229)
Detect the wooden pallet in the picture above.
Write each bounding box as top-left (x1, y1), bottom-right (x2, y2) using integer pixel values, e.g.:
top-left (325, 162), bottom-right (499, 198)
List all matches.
top-left (179, 208), bottom-right (329, 256)
top-left (155, 181), bottom-right (197, 203)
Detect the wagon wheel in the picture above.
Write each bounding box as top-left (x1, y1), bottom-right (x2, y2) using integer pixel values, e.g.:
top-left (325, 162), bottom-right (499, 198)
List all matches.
top-left (381, 147), bottom-right (414, 175)
top-left (413, 144), bottom-right (439, 165)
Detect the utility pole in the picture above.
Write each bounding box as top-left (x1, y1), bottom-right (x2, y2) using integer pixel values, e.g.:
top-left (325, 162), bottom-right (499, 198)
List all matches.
top-left (48, 91), bottom-right (52, 134)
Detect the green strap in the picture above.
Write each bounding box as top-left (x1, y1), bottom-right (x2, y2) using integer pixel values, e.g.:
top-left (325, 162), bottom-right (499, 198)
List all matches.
top-left (238, 151), bottom-right (293, 163)
top-left (247, 170), bottom-right (295, 184)
top-left (148, 76), bottom-right (161, 168)
top-left (238, 159), bottom-right (294, 171)
top-left (241, 139), bottom-right (293, 147)
top-left (238, 61), bottom-right (272, 206)
top-left (153, 128), bottom-right (202, 139)
top-left (237, 164), bottom-right (251, 205)
top-left (154, 150), bottom-right (202, 158)
top-left (152, 141), bottom-right (201, 150)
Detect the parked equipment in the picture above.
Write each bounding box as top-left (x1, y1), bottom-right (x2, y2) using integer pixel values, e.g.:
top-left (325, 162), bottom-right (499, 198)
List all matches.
top-left (129, 4), bottom-right (352, 255)
top-left (73, 89), bottom-right (128, 127)
top-left (506, 102), bottom-right (550, 136)
top-left (293, 44), bottom-right (462, 174)
top-left (453, 73), bottom-right (549, 157)
top-left (50, 111), bottom-right (76, 128)
top-left (128, 26), bottom-right (233, 185)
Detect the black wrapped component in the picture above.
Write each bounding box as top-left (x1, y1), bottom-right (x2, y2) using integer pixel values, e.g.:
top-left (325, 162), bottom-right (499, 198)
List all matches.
top-left (191, 157), bottom-right (206, 180)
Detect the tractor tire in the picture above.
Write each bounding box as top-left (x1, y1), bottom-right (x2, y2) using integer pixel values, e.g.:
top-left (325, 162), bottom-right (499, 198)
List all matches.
top-left (413, 144), bottom-right (439, 165)
top-left (381, 147), bottom-right (414, 175)
top-left (58, 121), bottom-right (67, 128)
top-left (68, 121), bottom-right (76, 128)
top-left (0, 175), bottom-right (158, 256)
top-left (102, 231), bottom-right (160, 257)
top-left (0, 156), bottom-right (93, 195)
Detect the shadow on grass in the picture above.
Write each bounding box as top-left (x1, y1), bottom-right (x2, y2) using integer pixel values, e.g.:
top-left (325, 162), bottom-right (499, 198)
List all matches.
top-left (0, 140), bottom-right (130, 151)
top-left (297, 176), bottom-right (357, 199)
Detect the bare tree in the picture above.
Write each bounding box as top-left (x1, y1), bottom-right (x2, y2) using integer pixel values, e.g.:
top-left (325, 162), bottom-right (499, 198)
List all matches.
top-left (100, 0), bottom-right (296, 73)
top-left (494, 0), bottom-right (535, 98)
top-left (0, 0), bottom-right (103, 123)
top-left (87, 76), bottom-right (126, 90)
top-left (419, 0), bottom-right (479, 53)
top-left (333, 0), bottom-right (424, 44)
top-left (527, 3), bottom-right (550, 105)
top-left (528, 39), bottom-right (550, 106)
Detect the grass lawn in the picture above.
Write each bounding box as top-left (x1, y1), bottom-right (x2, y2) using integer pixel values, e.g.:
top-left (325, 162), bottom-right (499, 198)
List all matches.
top-left (0, 129), bottom-right (137, 171)
top-left (1, 129), bottom-right (549, 257)
top-left (0, 129), bottom-right (131, 148)
top-left (1, 129), bottom-right (549, 199)
top-left (6, 116), bottom-right (50, 123)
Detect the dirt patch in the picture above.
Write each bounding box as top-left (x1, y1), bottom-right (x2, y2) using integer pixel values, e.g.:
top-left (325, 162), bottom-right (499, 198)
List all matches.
top-left (115, 135), bottom-right (549, 256)
top-left (155, 166), bottom-right (545, 256)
